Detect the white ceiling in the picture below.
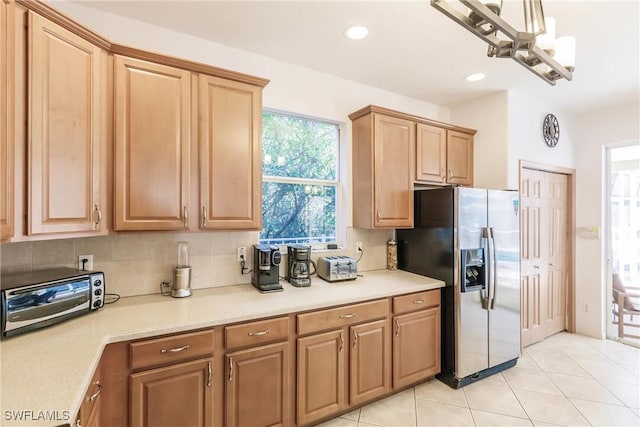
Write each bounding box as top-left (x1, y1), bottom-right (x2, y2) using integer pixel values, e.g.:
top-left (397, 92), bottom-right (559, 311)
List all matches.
top-left (73, 0), bottom-right (639, 115)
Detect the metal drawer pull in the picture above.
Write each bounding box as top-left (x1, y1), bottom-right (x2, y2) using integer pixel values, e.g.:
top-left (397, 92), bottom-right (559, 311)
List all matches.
top-left (248, 329), bottom-right (270, 336)
top-left (94, 204), bottom-right (102, 229)
top-left (183, 206), bottom-right (188, 228)
top-left (207, 361), bottom-right (212, 387)
top-left (413, 299), bottom-right (425, 304)
top-left (339, 313), bottom-right (356, 319)
top-left (161, 344), bottom-right (190, 354)
top-left (533, 265), bottom-right (540, 269)
top-left (228, 357), bottom-right (234, 381)
top-left (202, 206), bottom-right (207, 228)
top-left (86, 381), bottom-right (102, 402)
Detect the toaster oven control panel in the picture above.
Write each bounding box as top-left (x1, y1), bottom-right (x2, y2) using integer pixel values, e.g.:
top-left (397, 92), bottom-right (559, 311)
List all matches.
top-left (90, 273), bottom-right (105, 310)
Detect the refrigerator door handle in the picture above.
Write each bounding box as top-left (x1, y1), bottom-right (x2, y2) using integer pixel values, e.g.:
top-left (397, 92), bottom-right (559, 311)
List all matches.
top-left (490, 227), bottom-right (498, 309)
top-left (481, 227), bottom-right (492, 309)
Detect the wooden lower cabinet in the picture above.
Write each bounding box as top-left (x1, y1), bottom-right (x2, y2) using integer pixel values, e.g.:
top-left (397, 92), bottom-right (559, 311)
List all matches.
top-left (225, 341), bottom-right (290, 427)
top-left (392, 307), bottom-right (441, 389)
top-left (296, 329), bottom-right (345, 426)
top-left (77, 366), bottom-right (102, 427)
top-left (349, 319), bottom-right (391, 406)
top-left (130, 357), bottom-right (214, 427)
top-left (297, 319), bottom-right (391, 425)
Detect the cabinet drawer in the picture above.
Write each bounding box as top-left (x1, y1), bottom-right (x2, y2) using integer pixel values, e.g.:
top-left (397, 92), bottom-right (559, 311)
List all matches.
top-left (225, 316), bottom-right (289, 350)
top-left (130, 329), bottom-right (214, 370)
top-left (297, 299), bottom-right (389, 335)
top-left (393, 289), bottom-right (440, 315)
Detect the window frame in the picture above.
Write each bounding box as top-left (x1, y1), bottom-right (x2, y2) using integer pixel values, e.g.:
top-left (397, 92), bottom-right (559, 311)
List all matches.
top-left (260, 108), bottom-right (344, 249)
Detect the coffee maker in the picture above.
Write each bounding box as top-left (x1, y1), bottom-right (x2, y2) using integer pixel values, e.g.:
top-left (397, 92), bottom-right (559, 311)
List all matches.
top-left (252, 244), bottom-right (283, 293)
top-left (286, 245), bottom-right (316, 287)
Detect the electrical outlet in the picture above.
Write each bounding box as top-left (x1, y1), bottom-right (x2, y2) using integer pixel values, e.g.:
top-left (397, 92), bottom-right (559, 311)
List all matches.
top-left (78, 254), bottom-right (93, 271)
top-left (355, 241), bottom-right (363, 253)
top-left (237, 246), bottom-right (246, 262)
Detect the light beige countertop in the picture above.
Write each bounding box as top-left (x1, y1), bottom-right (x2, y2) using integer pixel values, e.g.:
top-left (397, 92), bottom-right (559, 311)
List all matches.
top-left (0, 269), bottom-right (443, 426)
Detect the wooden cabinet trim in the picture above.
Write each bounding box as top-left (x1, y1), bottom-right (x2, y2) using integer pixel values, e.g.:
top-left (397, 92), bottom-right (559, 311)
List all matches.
top-left (16, 0), bottom-right (110, 50)
top-left (111, 43), bottom-right (269, 87)
top-left (349, 105), bottom-right (476, 135)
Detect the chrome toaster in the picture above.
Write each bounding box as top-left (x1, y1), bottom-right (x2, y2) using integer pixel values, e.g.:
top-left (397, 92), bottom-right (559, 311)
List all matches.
top-left (316, 256), bottom-right (358, 282)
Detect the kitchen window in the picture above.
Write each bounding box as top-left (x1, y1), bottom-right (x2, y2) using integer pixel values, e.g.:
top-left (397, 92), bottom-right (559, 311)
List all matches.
top-left (260, 110), bottom-right (341, 246)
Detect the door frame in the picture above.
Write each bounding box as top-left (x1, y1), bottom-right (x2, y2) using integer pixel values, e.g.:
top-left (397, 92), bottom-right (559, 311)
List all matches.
top-left (519, 160), bottom-right (576, 333)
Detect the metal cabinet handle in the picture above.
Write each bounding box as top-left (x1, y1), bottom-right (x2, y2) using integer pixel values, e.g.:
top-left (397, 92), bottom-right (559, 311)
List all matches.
top-left (339, 313), bottom-right (356, 319)
top-left (413, 299), bottom-right (425, 304)
top-left (440, 167), bottom-right (445, 180)
top-left (76, 420), bottom-right (82, 427)
top-left (376, 210), bottom-right (382, 222)
top-left (86, 381), bottom-right (102, 402)
top-left (248, 329), bottom-right (270, 336)
top-left (182, 206), bottom-right (188, 228)
top-left (352, 330), bottom-right (358, 348)
top-left (396, 319), bottom-right (401, 337)
top-left (161, 344), bottom-right (190, 354)
top-left (448, 168), bottom-right (453, 180)
top-left (228, 357), bottom-right (233, 381)
top-left (549, 263), bottom-right (554, 267)
top-left (533, 265), bottom-right (540, 269)
top-left (207, 361), bottom-right (212, 387)
top-left (202, 206), bottom-right (207, 228)
top-left (93, 204), bottom-right (102, 229)
top-left (339, 333), bottom-right (344, 352)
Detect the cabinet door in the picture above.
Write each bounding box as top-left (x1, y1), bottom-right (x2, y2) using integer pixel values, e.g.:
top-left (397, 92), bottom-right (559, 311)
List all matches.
top-left (446, 130), bottom-right (473, 186)
top-left (373, 114), bottom-right (414, 228)
top-left (199, 75), bottom-right (262, 230)
top-left (130, 357), bottom-right (213, 427)
top-left (415, 124), bottom-right (446, 183)
top-left (296, 329), bottom-right (345, 425)
top-left (114, 55), bottom-right (191, 230)
top-left (393, 308), bottom-right (441, 389)
top-left (349, 319), bottom-right (391, 406)
top-left (79, 369), bottom-right (102, 427)
top-left (0, 0), bottom-right (14, 241)
top-left (28, 12), bottom-right (105, 235)
top-left (225, 342), bottom-right (290, 427)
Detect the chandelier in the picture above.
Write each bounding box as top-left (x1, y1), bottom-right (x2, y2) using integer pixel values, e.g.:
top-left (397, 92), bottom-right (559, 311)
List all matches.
top-left (430, 0), bottom-right (575, 85)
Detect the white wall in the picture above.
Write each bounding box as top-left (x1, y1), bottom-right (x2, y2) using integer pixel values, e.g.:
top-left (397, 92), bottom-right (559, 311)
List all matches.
top-left (506, 91), bottom-right (575, 188)
top-left (450, 92), bottom-right (509, 190)
top-left (574, 100), bottom-right (640, 338)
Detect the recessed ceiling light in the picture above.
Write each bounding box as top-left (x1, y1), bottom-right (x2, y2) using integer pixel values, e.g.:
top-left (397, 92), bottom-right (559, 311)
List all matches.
top-left (345, 25), bottom-right (369, 40)
top-left (465, 72), bottom-right (486, 82)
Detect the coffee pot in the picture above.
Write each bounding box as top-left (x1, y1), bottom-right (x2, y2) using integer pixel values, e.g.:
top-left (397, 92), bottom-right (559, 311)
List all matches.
top-left (286, 245), bottom-right (316, 287)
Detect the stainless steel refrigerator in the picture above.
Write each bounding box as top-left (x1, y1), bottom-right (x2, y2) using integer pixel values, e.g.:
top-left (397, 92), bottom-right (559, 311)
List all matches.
top-left (397, 187), bottom-right (520, 388)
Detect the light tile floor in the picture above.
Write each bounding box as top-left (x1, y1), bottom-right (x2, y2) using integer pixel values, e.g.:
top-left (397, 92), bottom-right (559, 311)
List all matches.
top-left (317, 332), bottom-right (640, 427)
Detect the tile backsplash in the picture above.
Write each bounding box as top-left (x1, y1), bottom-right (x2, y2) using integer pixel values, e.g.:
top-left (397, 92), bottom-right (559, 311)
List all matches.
top-left (0, 228), bottom-right (392, 298)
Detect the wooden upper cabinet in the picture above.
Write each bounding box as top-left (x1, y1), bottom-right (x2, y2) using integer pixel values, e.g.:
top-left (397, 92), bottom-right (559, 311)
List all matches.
top-left (446, 130), bottom-right (474, 186)
top-left (0, 0), bottom-right (14, 241)
top-left (27, 12), bottom-right (106, 235)
top-left (199, 75), bottom-right (262, 230)
top-left (416, 124), bottom-right (446, 184)
top-left (114, 55), bottom-right (191, 230)
top-left (416, 125), bottom-right (474, 186)
top-left (351, 111), bottom-right (414, 229)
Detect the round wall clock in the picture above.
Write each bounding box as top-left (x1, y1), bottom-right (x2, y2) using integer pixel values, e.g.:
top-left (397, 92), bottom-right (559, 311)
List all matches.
top-left (543, 113), bottom-right (560, 147)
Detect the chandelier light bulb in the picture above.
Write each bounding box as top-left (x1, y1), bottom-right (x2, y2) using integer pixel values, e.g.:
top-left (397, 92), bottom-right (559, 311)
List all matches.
top-left (536, 17), bottom-right (556, 55)
top-left (465, 72), bottom-right (486, 82)
top-left (554, 36), bottom-right (576, 71)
